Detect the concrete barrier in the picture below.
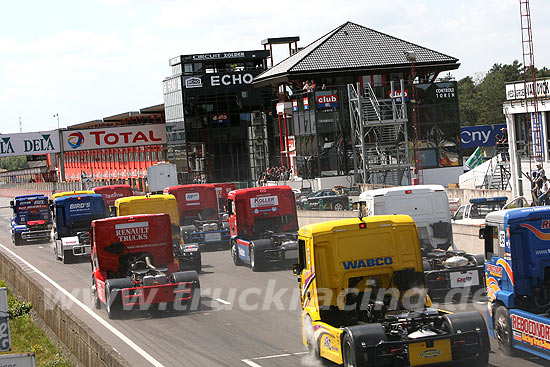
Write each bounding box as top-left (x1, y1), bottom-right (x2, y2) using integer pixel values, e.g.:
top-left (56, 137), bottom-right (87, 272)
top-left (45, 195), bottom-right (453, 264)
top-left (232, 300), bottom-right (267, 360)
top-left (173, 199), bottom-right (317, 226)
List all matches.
top-left (0, 250), bottom-right (129, 367)
top-left (297, 209), bottom-right (357, 227)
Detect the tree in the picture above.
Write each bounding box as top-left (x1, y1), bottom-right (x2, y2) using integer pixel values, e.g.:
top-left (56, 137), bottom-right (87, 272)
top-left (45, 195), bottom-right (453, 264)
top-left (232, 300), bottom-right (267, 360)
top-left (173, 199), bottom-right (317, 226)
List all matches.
top-left (0, 156), bottom-right (28, 171)
top-left (456, 60), bottom-right (549, 126)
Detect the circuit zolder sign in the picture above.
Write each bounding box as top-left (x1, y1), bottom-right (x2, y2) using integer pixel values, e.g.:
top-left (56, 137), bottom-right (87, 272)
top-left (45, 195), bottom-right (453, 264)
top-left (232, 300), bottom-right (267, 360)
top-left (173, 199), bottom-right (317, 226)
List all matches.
top-left (62, 124), bottom-right (167, 151)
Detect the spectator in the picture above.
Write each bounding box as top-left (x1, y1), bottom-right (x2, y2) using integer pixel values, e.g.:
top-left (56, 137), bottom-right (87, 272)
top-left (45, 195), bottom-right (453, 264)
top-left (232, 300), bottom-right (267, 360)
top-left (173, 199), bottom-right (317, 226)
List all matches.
top-left (535, 163), bottom-right (545, 185)
top-left (500, 128), bottom-right (508, 143)
top-left (302, 81), bottom-right (310, 91)
top-left (321, 83), bottom-right (327, 90)
top-left (538, 176), bottom-right (550, 206)
top-left (308, 80), bottom-right (317, 91)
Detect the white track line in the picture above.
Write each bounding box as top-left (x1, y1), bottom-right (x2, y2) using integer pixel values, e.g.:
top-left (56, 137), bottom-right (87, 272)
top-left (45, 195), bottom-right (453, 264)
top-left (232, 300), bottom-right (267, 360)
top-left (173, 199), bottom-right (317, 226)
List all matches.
top-left (0, 244), bottom-right (165, 367)
top-left (214, 298), bottom-right (231, 305)
top-left (242, 360), bottom-right (263, 367)
top-left (242, 351), bottom-right (309, 366)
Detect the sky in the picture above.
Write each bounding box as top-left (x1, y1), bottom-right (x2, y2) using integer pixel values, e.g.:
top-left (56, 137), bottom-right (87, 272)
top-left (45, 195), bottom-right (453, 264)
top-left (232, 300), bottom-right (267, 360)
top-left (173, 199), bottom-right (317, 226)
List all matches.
top-left (0, 0), bottom-right (548, 134)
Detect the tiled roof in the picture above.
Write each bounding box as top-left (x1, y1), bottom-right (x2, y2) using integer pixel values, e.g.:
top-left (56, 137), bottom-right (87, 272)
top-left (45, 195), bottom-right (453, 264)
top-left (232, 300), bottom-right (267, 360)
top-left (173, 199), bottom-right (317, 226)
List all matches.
top-left (255, 21), bottom-right (458, 83)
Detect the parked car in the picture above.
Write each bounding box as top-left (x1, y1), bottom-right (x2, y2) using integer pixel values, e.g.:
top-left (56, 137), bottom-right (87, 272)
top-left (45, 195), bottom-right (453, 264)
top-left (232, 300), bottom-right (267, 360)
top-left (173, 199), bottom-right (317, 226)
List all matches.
top-left (452, 197), bottom-right (508, 225)
top-left (298, 189), bottom-right (349, 211)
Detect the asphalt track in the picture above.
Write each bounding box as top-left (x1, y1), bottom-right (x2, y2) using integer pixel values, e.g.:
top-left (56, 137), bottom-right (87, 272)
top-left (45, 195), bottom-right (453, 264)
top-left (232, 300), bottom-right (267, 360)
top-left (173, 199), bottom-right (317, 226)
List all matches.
top-left (0, 197), bottom-right (548, 367)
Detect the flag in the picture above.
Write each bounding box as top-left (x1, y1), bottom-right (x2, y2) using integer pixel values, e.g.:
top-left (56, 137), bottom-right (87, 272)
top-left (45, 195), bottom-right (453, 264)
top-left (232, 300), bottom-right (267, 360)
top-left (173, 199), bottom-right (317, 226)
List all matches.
top-left (465, 147), bottom-right (483, 169)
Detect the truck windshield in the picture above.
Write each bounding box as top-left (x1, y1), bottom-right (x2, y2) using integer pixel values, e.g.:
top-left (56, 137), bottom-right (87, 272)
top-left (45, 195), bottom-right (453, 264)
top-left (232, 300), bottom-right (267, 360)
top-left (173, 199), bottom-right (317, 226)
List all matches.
top-left (470, 203), bottom-right (505, 219)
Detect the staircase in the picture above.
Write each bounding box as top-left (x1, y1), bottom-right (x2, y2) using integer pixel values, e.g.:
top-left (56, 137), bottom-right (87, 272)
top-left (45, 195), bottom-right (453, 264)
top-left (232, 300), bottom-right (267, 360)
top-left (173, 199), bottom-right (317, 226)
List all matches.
top-left (482, 153), bottom-right (511, 190)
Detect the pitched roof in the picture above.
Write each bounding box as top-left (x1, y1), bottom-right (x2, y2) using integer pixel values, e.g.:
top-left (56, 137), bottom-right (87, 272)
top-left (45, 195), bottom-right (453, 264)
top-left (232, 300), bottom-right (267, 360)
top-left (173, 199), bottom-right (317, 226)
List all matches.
top-left (254, 21), bottom-right (459, 85)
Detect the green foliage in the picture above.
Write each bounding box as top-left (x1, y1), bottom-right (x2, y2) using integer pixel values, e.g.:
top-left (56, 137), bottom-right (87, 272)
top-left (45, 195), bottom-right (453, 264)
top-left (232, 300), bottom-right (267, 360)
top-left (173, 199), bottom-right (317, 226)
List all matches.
top-left (8, 298), bottom-right (32, 319)
top-left (0, 280), bottom-right (73, 366)
top-left (0, 156), bottom-right (28, 171)
top-left (457, 60), bottom-right (548, 126)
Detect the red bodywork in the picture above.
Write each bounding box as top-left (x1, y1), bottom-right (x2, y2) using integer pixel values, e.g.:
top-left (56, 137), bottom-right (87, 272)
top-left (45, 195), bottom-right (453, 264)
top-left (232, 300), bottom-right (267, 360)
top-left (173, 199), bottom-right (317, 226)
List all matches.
top-left (93, 185), bottom-right (134, 207)
top-left (163, 184), bottom-right (219, 224)
top-left (91, 214), bottom-right (191, 306)
top-left (227, 185), bottom-right (298, 240)
top-left (212, 183), bottom-right (236, 212)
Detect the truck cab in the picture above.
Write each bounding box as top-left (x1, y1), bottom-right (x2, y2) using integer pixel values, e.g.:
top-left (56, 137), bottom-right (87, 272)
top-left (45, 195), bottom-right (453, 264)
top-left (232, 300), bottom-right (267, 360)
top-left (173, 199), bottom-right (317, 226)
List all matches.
top-left (359, 185), bottom-right (485, 298)
top-left (93, 184), bottom-right (134, 213)
top-left (10, 194), bottom-right (52, 245)
top-left (113, 194), bottom-right (201, 273)
top-left (90, 213), bottom-right (200, 319)
top-left (228, 185), bottom-right (298, 271)
top-left (482, 206), bottom-right (550, 359)
top-left (52, 193), bottom-right (106, 263)
top-left (164, 184), bottom-right (230, 249)
top-left (294, 216), bottom-right (490, 366)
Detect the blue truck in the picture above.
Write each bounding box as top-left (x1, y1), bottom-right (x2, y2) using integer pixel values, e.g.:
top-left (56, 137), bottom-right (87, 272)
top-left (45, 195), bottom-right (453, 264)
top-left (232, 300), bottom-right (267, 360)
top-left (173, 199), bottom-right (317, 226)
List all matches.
top-left (52, 193), bottom-right (106, 264)
top-left (10, 194), bottom-right (52, 246)
top-left (482, 206), bottom-right (550, 360)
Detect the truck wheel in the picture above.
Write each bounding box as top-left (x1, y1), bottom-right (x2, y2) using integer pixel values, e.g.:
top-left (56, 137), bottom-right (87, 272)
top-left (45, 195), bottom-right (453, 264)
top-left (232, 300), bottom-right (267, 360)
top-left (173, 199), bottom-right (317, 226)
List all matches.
top-left (333, 201), bottom-right (345, 211)
top-left (13, 233), bottom-right (23, 246)
top-left (91, 277), bottom-right (101, 309)
top-left (304, 315), bottom-right (320, 358)
top-left (231, 240), bottom-right (243, 266)
top-left (194, 256), bottom-right (202, 274)
top-left (105, 282), bottom-right (122, 319)
top-left (172, 271), bottom-right (201, 311)
top-left (342, 333), bottom-right (358, 367)
top-left (63, 250), bottom-right (73, 264)
top-left (442, 311), bottom-right (490, 366)
top-left (494, 306), bottom-right (514, 356)
top-left (249, 244), bottom-right (264, 272)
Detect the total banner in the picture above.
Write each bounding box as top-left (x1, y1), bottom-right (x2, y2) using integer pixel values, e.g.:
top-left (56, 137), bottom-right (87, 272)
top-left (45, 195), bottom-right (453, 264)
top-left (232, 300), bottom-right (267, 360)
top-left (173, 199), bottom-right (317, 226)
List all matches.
top-left (62, 124), bottom-right (166, 151)
top-left (0, 131), bottom-right (60, 157)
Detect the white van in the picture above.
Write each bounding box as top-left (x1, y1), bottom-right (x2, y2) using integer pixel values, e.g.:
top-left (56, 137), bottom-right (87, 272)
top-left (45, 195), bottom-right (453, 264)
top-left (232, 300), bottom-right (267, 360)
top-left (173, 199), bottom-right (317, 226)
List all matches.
top-left (359, 185), bottom-right (453, 251)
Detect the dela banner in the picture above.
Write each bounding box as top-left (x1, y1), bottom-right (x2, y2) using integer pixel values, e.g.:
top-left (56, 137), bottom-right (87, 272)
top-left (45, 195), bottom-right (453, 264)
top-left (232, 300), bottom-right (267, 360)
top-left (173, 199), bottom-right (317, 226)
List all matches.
top-left (0, 131), bottom-right (60, 157)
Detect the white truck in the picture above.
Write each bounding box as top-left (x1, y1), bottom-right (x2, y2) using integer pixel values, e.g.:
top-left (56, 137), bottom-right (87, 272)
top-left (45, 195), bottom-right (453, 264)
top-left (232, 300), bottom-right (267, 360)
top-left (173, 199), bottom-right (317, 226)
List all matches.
top-left (146, 162), bottom-right (178, 193)
top-left (358, 185), bottom-right (485, 298)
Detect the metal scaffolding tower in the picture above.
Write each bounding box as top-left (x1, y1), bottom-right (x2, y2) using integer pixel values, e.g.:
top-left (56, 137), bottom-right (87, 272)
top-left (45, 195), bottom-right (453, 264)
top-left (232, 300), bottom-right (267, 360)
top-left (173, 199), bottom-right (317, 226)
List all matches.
top-left (519, 0), bottom-right (543, 165)
top-left (348, 81), bottom-right (411, 186)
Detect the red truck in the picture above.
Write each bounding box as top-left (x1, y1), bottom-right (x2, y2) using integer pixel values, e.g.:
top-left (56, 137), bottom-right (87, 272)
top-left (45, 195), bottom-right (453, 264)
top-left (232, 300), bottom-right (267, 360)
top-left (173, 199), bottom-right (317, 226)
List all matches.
top-left (164, 184), bottom-right (230, 248)
top-left (212, 182), bottom-right (236, 212)
top-left (90, 213), bottom-right (200, 319)
top-left (93, 185), bottom-right (134, 211)
top-left (228, 185), bottom-right (298, 271)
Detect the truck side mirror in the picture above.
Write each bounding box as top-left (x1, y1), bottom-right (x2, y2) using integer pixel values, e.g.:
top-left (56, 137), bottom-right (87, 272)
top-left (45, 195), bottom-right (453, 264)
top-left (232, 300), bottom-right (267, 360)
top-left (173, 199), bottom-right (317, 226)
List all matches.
top-left (478, 227), bottom-right (486, 239)
top-left (9, 201), bottom-right (13, 209)
top-left (109, 206), bottom-right (117, 216)
top-left (293, 263), bottom-right (302, 276)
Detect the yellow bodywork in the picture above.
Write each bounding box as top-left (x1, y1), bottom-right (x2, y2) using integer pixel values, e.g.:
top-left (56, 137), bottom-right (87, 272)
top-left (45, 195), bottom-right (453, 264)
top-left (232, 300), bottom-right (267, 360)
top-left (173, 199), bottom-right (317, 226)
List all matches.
top-left (114, 194), bottom-right (181, 243)
top-left (52, 190), bottom-right (95, 200)
top-left (298, 216), bottom-right (426, 365)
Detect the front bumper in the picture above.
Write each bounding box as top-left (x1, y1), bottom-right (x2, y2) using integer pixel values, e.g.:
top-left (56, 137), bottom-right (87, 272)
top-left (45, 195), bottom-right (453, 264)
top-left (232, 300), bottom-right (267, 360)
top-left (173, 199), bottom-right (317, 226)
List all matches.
top-left (425, 265), bottom-right (485, 293)
top-left (189, 230), bottom-right (230, 246)
top-left (120, 282), bottom-right (193, 306)
top-left (21, 229), bottom-right (51, 241)
top-left (263, 242), bottom-right (298, 262)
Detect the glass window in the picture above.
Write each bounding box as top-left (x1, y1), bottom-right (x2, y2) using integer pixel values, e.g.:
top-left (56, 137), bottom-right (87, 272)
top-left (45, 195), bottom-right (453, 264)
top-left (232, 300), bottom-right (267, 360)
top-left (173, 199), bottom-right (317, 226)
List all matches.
top-left (454, 206), bottom-right (465, 220)
top-left (184, 63), bottom-right (193, 74)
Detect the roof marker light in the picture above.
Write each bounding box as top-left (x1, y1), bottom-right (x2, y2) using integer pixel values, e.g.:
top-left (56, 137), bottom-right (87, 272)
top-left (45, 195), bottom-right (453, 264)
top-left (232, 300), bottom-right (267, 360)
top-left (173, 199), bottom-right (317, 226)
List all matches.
top-left (405, 190), bottom-right (412, 194)
top-left (359, 223), bottom-right (367, 229)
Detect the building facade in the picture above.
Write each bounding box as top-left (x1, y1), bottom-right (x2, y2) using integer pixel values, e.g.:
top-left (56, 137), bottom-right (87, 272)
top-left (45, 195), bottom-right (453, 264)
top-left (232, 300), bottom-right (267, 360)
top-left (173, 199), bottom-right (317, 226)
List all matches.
top-left (162, 50), bottom-right (273, 185)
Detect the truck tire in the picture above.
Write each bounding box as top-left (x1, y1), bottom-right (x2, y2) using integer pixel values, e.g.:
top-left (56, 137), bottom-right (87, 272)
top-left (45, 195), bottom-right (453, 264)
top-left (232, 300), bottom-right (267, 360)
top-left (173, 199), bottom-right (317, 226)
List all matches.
top-left (442, 311), bottom-right (490, 366)
top-left (63, 250), bottom-right (74, 264)
top-left (172, 271), bottom-right (200, 311)
top-left (303, 315), bottom-right (319, 358)
top-left (13, 233), bottom-right (23, 246)
top-left (343, 324), bottom-right (387, 366)
top-left (250, 240), bottom-right (271, 272)
top-left (194, 255), bottom-right (202, 274)
top-left (333, 201), bottom-right (345, 211)
top-left (91, 276), bottom-right (101, 309)
top-left (231, 240), bottom-right (243, 266)
top-left (342, 333), bottom-right (358, 367)
top-left (105, 278), bottom-right (132, 319)
top-left (494, 306), bottom-right (514, 356)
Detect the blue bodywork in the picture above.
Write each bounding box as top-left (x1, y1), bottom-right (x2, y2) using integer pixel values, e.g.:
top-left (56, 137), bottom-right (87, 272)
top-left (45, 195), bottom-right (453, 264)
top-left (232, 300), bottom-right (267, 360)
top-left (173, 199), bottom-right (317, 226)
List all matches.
top-left (187, 228), bottom-right (230, 247)
top-left (10, 194), bottom-right (52, 242)
top-left (486, 206), bottom-right (550, 359)
top-left (53, 194), bottom-right (106, 237)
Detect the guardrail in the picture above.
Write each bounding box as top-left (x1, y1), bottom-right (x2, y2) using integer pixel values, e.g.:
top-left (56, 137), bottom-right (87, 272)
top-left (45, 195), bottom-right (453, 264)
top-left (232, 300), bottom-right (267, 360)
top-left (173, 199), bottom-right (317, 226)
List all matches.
top-left (0, 248), bottom-right (129, 367)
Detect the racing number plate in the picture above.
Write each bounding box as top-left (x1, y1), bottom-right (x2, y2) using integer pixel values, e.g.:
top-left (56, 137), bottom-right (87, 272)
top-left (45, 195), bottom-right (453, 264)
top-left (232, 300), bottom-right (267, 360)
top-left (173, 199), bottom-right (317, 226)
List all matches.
top-left (204, 232), bottom-right (221, 242)
top-left (409, 339), bottom-right (451, 366)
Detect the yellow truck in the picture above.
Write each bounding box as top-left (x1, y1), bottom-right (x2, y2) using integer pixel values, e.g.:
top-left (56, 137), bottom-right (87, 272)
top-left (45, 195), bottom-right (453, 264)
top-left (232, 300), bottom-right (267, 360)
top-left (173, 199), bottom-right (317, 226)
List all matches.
top-left (113, 194), bottom-right (202, 273)
top-left (294, 215), bottom-right (489, 366)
